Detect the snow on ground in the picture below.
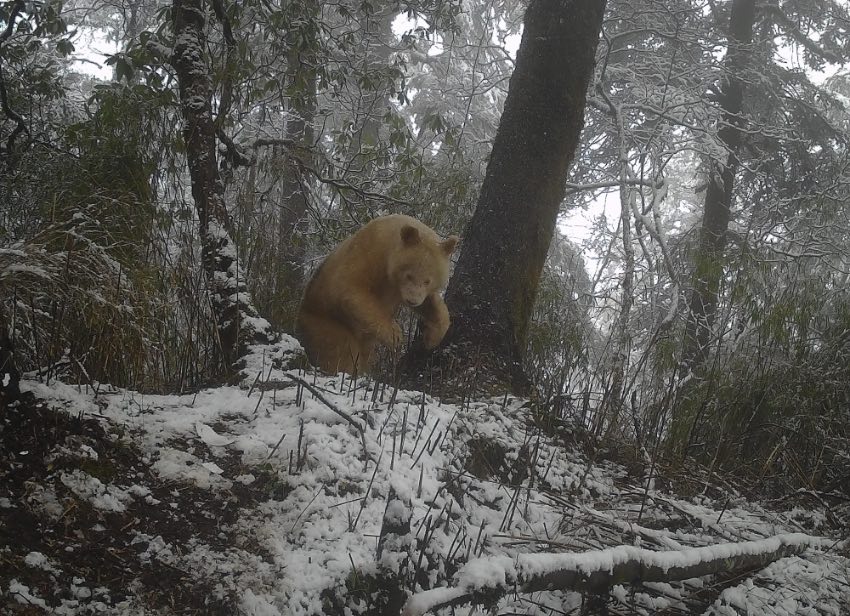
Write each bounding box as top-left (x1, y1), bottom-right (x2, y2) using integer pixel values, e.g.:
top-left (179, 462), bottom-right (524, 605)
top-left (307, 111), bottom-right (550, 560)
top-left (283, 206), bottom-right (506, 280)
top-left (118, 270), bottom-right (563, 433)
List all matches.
top-left (3, 338), bottom-right (849, 615)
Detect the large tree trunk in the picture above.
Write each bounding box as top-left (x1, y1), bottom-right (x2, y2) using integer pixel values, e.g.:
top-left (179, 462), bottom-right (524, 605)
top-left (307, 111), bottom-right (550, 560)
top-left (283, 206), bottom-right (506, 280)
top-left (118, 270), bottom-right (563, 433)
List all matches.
top-left (681, 0), bottom-right (756, 372)
top-left (172, 0), bottom-right (269, 369)
top-left (421, 0), bottom-right (607, 393)
top-left (672, 0), bottom-right (756, 452)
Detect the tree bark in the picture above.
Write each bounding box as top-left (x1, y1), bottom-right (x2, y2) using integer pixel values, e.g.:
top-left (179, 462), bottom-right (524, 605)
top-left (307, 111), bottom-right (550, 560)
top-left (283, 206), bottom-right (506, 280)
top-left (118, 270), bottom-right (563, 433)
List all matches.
top-left (681, 0), bottom-right (756, 372)
top-left (267, 37), bottom-right (317, 329)
top-left (672, 0), bottom-right (757, 454)
top-left (419, 0), bottom-right (607, 394)
top-left (172, 0), bottom-right (269, 369)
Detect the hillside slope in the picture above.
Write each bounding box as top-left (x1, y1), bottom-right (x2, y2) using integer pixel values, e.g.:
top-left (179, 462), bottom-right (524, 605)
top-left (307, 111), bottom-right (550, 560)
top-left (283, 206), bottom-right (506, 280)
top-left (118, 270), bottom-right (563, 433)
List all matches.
top-left (2, 340), bottom-right (848, 615)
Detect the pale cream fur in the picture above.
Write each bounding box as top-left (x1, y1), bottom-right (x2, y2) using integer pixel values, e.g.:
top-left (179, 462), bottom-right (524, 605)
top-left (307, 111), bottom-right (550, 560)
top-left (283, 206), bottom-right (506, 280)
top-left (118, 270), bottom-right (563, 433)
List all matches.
top-left (296, 215), bottom-right (458, 374)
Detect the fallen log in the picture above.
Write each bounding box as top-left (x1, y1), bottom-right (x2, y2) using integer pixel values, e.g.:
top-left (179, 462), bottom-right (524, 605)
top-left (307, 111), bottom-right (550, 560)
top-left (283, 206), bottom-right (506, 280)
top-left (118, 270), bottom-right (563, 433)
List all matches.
top-left (402, 533), bottom-right (823, 616)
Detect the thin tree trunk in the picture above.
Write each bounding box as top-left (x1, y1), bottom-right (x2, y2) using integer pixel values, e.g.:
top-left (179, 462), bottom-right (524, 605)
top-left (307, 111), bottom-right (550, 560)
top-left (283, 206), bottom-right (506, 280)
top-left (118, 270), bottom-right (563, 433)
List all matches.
top-left (350, 1), bottom-right (395, 164)
top-left (599, 91), bottom-right (635, 437)
top-left (272, 41), bottom-right (316, 329)
top-left (682, 0), bottom-right (756, 372)
top-left (172, 0), bottom-right (269, 369)
top-left (0, 0), bottom-right (28, 162)
top-left (433, 0), bottom-right (608, 393)
top-left (603, 187), bottom-right (635, 437)
top-left (672, 0), bottom-right (756, 453)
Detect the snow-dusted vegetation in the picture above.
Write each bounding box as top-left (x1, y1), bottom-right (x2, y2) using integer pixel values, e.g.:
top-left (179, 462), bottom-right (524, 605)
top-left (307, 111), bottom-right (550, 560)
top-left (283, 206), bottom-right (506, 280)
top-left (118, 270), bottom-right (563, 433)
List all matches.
top-left (2, 0), bottom-right (850, 612)
top-left (3, 341), bottom-right (847, 614)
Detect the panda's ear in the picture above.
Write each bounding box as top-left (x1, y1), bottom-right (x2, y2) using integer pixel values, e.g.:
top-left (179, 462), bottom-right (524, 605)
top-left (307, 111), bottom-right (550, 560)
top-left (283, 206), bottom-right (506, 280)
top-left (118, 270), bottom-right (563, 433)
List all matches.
top-left (401, 224), bottom-right (420, 245)
top-left (441, 235), bottom-right (459, 255)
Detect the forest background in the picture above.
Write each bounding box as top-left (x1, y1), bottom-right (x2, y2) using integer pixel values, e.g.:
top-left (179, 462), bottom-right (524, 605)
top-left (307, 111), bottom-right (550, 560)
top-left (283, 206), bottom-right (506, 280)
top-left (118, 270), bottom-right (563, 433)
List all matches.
top-left (1, 0), bottom-right (850, 496)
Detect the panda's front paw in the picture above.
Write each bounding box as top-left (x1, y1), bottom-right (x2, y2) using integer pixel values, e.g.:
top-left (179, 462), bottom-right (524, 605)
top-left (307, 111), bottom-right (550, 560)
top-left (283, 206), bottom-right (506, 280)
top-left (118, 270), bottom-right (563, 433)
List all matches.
top-left (382, 320), bottom-right (404, 349)
top-left (422, 316), bottom-right (449, 349)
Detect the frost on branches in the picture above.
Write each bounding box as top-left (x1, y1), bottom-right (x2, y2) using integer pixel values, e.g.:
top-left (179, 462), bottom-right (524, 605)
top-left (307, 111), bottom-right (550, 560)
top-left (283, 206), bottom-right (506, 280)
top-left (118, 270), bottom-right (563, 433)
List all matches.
top-left (171, 0), bottom-right (271, 366)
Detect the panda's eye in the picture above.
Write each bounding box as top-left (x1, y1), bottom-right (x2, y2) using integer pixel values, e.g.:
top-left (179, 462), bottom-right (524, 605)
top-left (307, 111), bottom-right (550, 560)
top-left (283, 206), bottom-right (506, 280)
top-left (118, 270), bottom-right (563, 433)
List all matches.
top-left (405, 273), bottom-right (414, 281)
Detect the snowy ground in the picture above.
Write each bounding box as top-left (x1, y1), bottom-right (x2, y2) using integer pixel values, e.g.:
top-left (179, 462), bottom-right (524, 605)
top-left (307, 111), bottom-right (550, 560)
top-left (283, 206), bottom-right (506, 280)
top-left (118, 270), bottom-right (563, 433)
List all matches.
top-left (2, 339), bottom-right (848, 615)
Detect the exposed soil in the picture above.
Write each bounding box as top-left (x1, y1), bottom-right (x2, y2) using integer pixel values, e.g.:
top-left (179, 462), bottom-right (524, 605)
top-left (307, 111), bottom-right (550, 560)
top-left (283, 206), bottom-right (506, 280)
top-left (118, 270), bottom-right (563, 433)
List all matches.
top-left (0, 393), bottom-right (272, 614)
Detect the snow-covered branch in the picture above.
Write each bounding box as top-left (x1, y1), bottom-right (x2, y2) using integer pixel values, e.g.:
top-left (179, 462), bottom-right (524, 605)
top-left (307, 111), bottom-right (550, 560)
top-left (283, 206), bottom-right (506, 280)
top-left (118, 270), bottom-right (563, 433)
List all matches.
top-left (564, 178), bottom-right (657, 193)
top-left (403, 533), bottom-right (822, 616)
top-left (765, 5), bottom-right (843, 65)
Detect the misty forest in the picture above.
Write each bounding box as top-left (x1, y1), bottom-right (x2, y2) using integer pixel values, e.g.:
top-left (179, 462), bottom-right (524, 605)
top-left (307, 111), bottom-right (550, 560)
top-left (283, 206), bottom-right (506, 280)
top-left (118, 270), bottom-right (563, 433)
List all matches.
top-left (1, 0), bottom-right (849, 612)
